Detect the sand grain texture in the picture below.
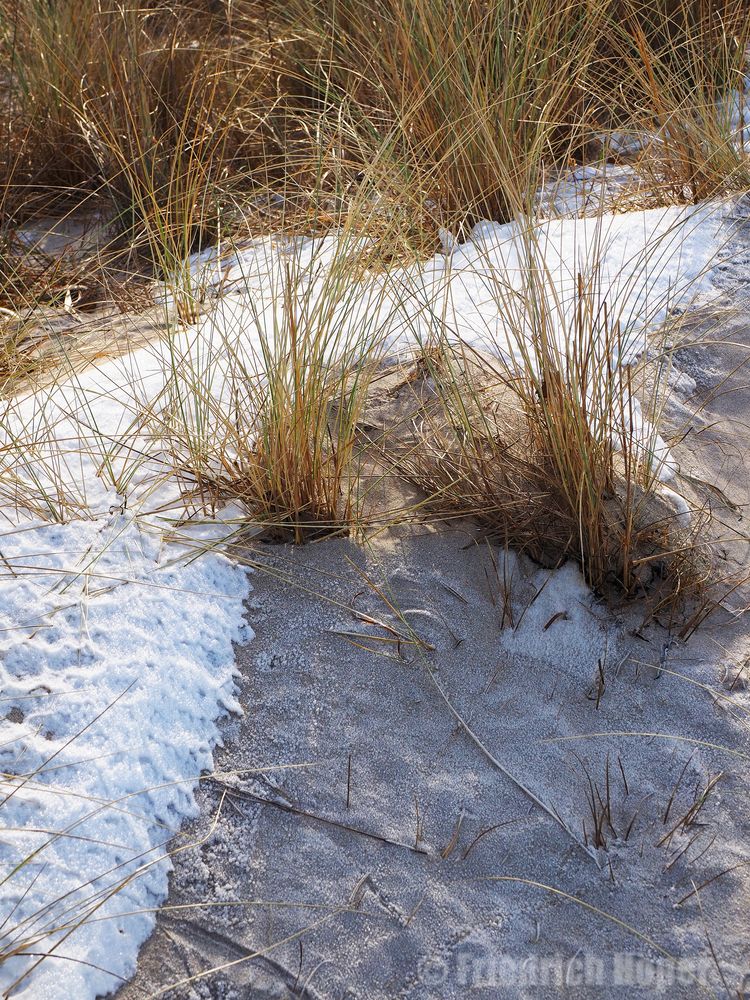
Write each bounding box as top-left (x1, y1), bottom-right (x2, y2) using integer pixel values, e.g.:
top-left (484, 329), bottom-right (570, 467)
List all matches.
top-left (117, 510), bottom-right (750, 998)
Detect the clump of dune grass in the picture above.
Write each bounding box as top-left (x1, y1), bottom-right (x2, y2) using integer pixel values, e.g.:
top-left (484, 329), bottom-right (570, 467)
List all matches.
top-left (1, 0), bottom-right (273, 204)
top-left (610, 0), bottom-right (750, 203)
top-left (3, 0), bottom-right (746, 300)
top-left (398, 338), bottom-right (705, 608)
top-left (389, 214), bottom-right (720, 616)
top-left (280, 0), bottom-right (604, 230)
top-left (1, 1), bottom-right (288, 314)
top-left (141, 233), bottom-right (397, 542)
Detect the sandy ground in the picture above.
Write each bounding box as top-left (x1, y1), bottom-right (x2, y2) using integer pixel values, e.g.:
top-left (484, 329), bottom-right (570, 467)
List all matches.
top-left (109, 210), bottom-right (750, 1000)
top-left (114, 527), bottom-right (750, 999)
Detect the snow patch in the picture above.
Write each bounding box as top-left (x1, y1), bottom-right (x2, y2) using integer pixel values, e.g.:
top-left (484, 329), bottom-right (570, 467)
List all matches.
top-left (0, 513), bottom-right (250, 999)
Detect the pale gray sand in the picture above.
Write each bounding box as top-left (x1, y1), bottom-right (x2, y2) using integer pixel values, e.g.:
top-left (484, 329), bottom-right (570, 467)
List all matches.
top-left (115, 528), bottom-right (750, 998)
